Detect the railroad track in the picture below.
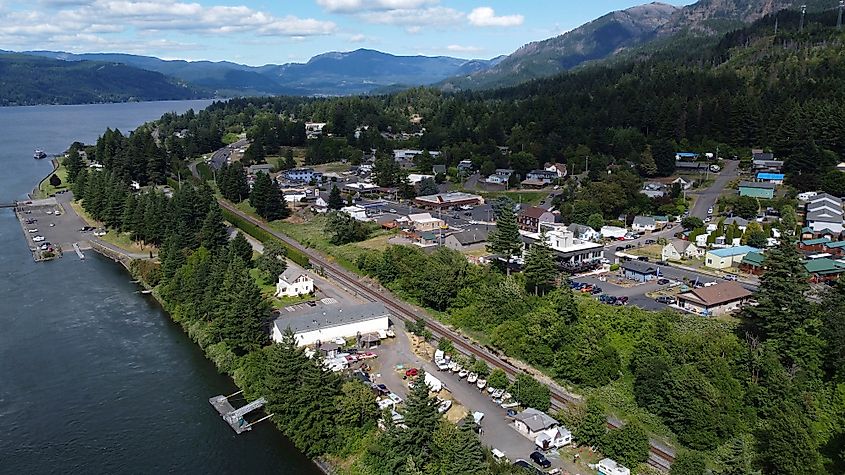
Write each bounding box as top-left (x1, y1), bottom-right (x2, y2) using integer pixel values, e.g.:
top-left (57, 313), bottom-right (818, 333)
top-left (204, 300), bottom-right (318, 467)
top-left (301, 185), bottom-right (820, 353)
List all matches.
top-left (218, 198), bottom-right (675, 470)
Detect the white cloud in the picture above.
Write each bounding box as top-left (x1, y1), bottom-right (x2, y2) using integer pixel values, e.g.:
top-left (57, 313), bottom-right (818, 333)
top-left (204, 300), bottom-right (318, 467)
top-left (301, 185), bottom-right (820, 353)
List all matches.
top-left (315, 0), bottom-right (436, 13)
top-left (446, 44), bottom-right (481, 53)
top-left (349, 33), bottom-right (367, 42)
top-left (358, 6), bottom-right (463, 27)
top-left (467, 6), bottom-right (523, 27)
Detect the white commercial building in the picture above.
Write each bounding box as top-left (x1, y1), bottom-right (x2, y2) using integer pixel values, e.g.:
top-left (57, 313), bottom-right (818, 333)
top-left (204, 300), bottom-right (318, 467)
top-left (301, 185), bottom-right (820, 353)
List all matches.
top-left (275, 267), bottom-right (314, 298)
top-left (601, 225), bottom-right (628, 240)
top-left (272, 302), bottom-right (391, 347)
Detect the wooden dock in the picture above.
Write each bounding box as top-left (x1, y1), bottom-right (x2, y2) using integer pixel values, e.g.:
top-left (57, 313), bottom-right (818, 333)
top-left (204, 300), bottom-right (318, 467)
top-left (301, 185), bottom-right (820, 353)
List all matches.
top-left (209, 391), bottom-right (272, 434)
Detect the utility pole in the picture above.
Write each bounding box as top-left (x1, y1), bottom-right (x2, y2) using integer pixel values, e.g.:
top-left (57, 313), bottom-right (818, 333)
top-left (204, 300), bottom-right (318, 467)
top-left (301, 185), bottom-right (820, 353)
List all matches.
top-left (585, 156), bottom-right (589, 174)
top-left (799, 4), bottom-right (807, 33)
top-left (838, 0), bottom-right (844, 30)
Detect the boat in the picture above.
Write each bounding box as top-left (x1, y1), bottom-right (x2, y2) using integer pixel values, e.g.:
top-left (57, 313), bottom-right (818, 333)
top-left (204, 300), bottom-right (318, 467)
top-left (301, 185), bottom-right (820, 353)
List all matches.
top-left (458, 369), bottom-right (468, 379)
top-left (467, 372), bottom-right (478, 384)
top-left (486, 385), bottom-right (496, 394)
top-left (33, 149), bottom-right (47, 159)
top-left (476, 379), bottom-right (487, 390)
top-left (451, 364), bottom-right (462, 373)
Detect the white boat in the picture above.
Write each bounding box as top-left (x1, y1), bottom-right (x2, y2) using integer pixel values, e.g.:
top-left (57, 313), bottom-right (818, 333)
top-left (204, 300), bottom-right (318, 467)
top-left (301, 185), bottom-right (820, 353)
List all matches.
top-left (451, 364), bottom-right (462, 373)
top-left (501, 401), bottom-right (520, 409)
top-left (486, 385), bottom-right (496, 394)
top-left (502, 392), bottom-right (512, 400)
top-left (447, 361), bottom-right (458, 372)
top-left (33, 149), bottom-right (47, 159)
top-left (476, 379), bottom-right (487, 390)
top-left (491, 388), bottom-right (505, 399)
top-left (467, 372), bottom-right (478, 384)
top-left (437, 400), bottom-right (452, 414)
top-left (435, 359), bottom-right (450, 371)
top-left (458, 369), bottom-right (468, 378)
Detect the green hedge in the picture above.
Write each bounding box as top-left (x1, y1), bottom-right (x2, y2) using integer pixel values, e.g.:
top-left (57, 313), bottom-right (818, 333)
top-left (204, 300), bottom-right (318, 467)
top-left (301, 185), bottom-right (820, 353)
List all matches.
top-left (222, 208), bottom-right (311, 268)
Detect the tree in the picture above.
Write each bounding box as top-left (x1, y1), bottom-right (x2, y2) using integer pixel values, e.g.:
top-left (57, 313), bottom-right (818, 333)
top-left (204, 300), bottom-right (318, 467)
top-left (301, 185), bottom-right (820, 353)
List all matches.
top-left (487, 368), bottom-right (508, 389)
top-left (210, 255), bottom-right (269, 354)
top-left (327, 185), bottom-right (343, 210)
top-left (523, 231), bottom-right (558, 295)
top-left (257, 240), bottom-right (288, 284)
top-left (418, 177), bottom-right (439, 196)
top-left (670, 451), bottom-right (707, 475)
top-left (430, 416), bottom-right (488, 474)
top-left (682, 216), bottom-right (704, 230)
top-left (733, 196), bottom-right (759, 219)
top-left (229, 231), bottom-right (253, 264)
top-left (639, 145), bottom-right (658, 177)
top-left (288, 358), bottom-right (340, 456)
top-left (337, 380), bottom-right (379, 428)
top-left (199, 205), bottom-right (229, 250)
top-left (758, 402), bottom-right (824, 475)
top-left (652, 140), bottom-right (676, 176)
top-left (715, 436), bottom-right (760, 475)
top-left (49, 174), bottom-right (62, 187)
top-left (575, 400), bottom-right (607, 448)
top-left (779, 205), bottom-right (797, 236)
top-left (821, 280), bottom-right (845, 381)
top-left (250, 172), bottom-right (289, 221)
top-left (587, 213), bottom-right (605, 231)
top-left (65, 148), bottom-right (84, 182)
top-left (326, 211), bottom-right (372, 245)
top-left (744, 241), bottom-right (809, 342)
top-left (509, 374), bottom-right (550, 411)
top-left (602, 422), bottom-right (650, 470)
top-left (395, 370), bottom-right (441, 466)
top-left (487, 204), bottom-right (522, 272)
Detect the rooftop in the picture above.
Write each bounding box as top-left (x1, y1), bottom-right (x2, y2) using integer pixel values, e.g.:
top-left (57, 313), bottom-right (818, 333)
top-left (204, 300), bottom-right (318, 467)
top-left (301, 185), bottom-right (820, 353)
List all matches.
top-left (802, 237), bottom-right (832, 246)
top-left (741, 251), bottom-right (766, 267)
top-left (804, 258), bottom-right (845, 275)
top-left (756, 173), bottom-right (785, 180)
top-left (739, 181), bottom-right (776, 190)
top-left (678, 282), bottom-right (752, 306)
top-left (514, 408), bottom-right (559, 432)
top-left (520, 206), bottom-right (552, 219)
top-left (415, 192), bottom-right (483, 204)
top-left (620, 260), bottom-right (658, 274)
top-left (707, 246), bottom-right (760, 257)
top-left (274, 302), bottom-right (390, 335)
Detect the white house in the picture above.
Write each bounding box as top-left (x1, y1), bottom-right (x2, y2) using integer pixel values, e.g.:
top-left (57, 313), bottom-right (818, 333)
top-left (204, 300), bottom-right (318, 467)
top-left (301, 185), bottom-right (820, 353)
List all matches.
top-left (406, 173), bottom-right (434, 185)
top-left (695, 233), bottom-right (709, 248)
top-left (513, 408), bottom-right (559, 438)
top-left (408, 213), bottom-right (446, 232)
top-left (601, 226), bottom-right (628, 239)
top-left (568, 223), bottom-right (600, 242)
top-left (662, 242), bottom-right (683, 261)
top-left (631, 216), bottom-right (657, 232)
top-left (340, 205), bottom-right (370, 221)
top-left (275, 267), bottom-right (314, 298)
top-left (597, 458), bottom-right (630, 475)
top-left (486, 169), bottom-right (513, 184)
top-left (544, 162), bottom-right (568, 179)
top-left (272, 302), bottom-right (391, 347)
top-left (535, 426), bottom-right (572, 450)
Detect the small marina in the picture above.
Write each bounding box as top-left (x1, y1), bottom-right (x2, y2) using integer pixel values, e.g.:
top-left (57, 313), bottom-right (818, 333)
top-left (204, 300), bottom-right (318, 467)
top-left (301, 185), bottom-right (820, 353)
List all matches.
top-left (209, 391), bottom-right (273, 434)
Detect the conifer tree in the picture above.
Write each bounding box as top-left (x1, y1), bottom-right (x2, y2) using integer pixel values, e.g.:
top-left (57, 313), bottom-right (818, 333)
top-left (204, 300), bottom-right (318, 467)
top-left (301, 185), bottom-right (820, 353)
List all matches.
top-left (394, 370), bottom-right (441, 466)
top-left (487, 204), bottom-right (522, 273)
top-left (288, 358), bottom-right (340, 456)
top-left (523, 230), bottom-right (558, 295)
top-left (257, 240), bottom-right (287, 283)
top-left (575, 400), bottom-right (607, 448)
top-left (199, 205), bottom-right (228, 250)
top-left (327, 184), bottom-right (344, 210)
top-left (210, 256), bottom-right (268, 354)
top-left (264, 328), bottom-right (307, 428)
top-left (228, 232), bottom-right (253, 265)
top-left (249, 171), bottom-right (272, 215)
top-left (65, 147), bottom-right (84, 183)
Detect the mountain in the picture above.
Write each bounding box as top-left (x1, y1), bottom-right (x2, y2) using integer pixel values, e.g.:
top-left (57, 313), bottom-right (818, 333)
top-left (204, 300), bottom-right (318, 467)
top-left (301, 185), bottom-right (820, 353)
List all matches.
top-left (440, 0), bottom-right (841, 91)
top-left (0, 54), bottom-right (205, 106)
top-left (439, 2), bottom-right (679, 91)
top-left (23, 48), bottom-right (501, 97)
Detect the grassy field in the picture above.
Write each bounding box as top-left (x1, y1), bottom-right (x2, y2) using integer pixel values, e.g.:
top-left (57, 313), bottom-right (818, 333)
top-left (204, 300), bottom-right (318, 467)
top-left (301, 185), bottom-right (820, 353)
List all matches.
top-left (249, 267), bottom-right (312, 308)
top-left (35, 161), bottom-right (69, 198)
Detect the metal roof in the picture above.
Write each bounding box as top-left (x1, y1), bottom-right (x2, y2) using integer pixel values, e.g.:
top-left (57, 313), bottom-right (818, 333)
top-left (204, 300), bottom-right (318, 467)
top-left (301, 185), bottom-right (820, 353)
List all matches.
top-left (756, 173), bottom-right (784, 180)
top-left (274, 302), bottom-right (390, 335)
top-left (707, 246), bottom-right (760, 257)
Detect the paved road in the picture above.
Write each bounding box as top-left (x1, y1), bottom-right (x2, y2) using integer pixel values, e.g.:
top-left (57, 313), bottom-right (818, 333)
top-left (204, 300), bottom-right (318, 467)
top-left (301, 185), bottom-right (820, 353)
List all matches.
top-left (208, 138), bottom-right (249, 170)
top-left (689, 159), bottom-right (739, 219)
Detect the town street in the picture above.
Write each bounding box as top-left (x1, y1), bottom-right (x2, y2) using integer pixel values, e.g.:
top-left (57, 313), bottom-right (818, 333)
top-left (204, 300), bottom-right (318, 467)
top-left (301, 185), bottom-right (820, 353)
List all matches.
top-left (689, 159), bottom-right (739, 219)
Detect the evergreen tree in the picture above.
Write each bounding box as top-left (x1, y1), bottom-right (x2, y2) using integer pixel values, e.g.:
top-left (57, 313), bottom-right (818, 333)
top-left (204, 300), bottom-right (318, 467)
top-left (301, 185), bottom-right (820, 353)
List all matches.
top-left (199, 205), bottom-right (229, 250)
top-left (262, 179), bottom-right (290, 221)
top-left (430, 416), bottom-right (488, 474)
top-left (228, 232), bottom-right (253, 265)
top-left (49, 174), bottom-right (62, 187)
top-left (639, 145), bottom-right (658, 177)
top-left (210, 256), bottom-right (269, 354)
top-left (263, 328), bottom-right (307, 428)
top-left (160, 232), bottom-right (187, 282)
top-left (327, 184), bottom-right (344, 210)
top-left (337, 380), bottom-right (379, 428)
top-left (64, 147), bottom-right (84, 182)
top-left (120, 194), bottom-right (138, 233)
top-left (395, 370), bottom-right (441, 466)
top-left (758, 401), bottom-right (824, 474)
top-left (283, 149), bottom-right (296, 170)
top-left (821, 280), bottom-right (845, 382)
top-left (715, 436), bottom-right (760, 475)
top-left (249, 172), bottom-right (272, 216)
top-left (418, 177), bottom-right (439, 196)
top-left (72, 168), bottom-right (88, 197)
top-left (523, 230), bottom-right (558, 295)
top-left (288, 358), bottom-right (340, 456)
top-left (487, 204), bottom-right (522, 272)
top-left (670, 451), bottom-right (707, 475)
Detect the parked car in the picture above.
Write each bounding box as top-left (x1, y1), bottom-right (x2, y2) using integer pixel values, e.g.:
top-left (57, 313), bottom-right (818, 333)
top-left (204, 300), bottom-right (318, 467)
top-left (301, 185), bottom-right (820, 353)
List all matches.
top-left (723, 274), bottom-right (738, 281)
top-left (616, 296), bottom-right (629, 305)
top-left (405, 368), bottom-right (419, 378)
top-left (656, 296), bottom-right (676, 304)
top-left (530, 451), bottom-right (552, 469)
top-left (32, 236), bottom-right (46, 242)
top-left (656, 260), bottom-right (668, 266)
top-left (657, 278), bottom-right (670, 285)
top-left (27, 228), bottom-right (38, 233)
top-left (590, 287), bottom-right (603, 295)
top-left (615, 246), bottom-right (624, 251)
top-left (645, 239), bottom-right (656, 245)
top-left (708, 207), bottom-right (714, 214)
top-left (512, 459), bottom-right (542, 474)
top-left (637, 256), bottom-right (650, 262)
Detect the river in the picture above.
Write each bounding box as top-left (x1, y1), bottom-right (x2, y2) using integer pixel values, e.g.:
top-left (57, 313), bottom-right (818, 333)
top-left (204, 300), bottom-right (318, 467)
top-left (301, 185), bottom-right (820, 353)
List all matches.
top-left (0, 101), bottom-right (320, 474)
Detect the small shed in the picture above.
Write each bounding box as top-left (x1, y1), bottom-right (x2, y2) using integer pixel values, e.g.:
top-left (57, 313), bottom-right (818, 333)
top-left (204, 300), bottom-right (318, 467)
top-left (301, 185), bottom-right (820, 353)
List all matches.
top-left (620, 260), bottom-right (659, 282)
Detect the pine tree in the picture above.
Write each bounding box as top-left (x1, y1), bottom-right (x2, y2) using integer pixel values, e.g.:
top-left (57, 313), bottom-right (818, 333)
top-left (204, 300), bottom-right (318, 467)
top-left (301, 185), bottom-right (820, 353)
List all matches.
top-left (487, 204), bottom-right (522, 272)
top-left (257, 240), bottom-right (288, 284)
top-left (228, 232), bottom-right (253, 265)
top-left (261, 177), bottom-right (290, 221)
top-left (639, 145), bottom-right (658, 177)
top-left (249, 172), bottom-right (272, 216)
top-left (821, 279), bottom-right (845, 382)
top-left (210, 256), bottom-right (269, 354)
top-left (160, 232), bottom-right (187, 282)
top-left (394, 370), bottom-right (441, 465)
top-left (120, 194), bottom-right (138, 233)
top-left (264, 328), bottom-right (308, 428)
top-left (523, 230), bottom-right (558, 295)
top-left (715, 436), bottom-right (760, 475)
top-left (327, 185), bottom-right (343, 210)
top-left (288, 358), bottom-right (340, 456)
top-left (65, 147), bottom-right (84, 183)
top-left (758, 402), bottom-right (824, 474)
top-left (199, 205), bottom-right (229, 250)
top-left (575, 400), bottom-right (607, 448)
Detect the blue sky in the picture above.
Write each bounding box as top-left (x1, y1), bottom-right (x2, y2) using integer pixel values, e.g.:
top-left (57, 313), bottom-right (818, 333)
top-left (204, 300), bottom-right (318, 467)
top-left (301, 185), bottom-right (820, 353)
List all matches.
top-left (0, 1), bottom-right (693, 66)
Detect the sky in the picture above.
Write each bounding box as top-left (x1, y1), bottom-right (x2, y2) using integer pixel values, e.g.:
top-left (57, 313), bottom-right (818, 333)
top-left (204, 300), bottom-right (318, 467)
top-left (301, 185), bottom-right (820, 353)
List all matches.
top-left (0, 0), bottom-right (694, 66)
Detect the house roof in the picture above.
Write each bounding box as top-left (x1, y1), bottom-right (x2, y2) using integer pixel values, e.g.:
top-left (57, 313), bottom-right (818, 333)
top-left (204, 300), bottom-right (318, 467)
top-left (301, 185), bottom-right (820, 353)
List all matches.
top-left (280, 266), bottom-right (310, 284)
top-left (724, 217), bottom-right (749, 227)
top-left (521, 178), bottom-right (548, 187)
top-left (739, 181), bottom-right (776, 190)
top-left (514, 408), bottom-right (559, 432)
top-left (620, 260), bottom-right (658, 274)
top-left (804, 258), bottom-right (845, 275)
top-left (707, 246), bottom-right (760, 258)
top-left (450, 226), bottom-right (492, 245)
top-left (809, 193), bottom-right (842, 205)
top-left (678, 282), bottom-right (752, 306)
top-left (520, 206), bottom-right (553, 220)
top-left (802, 237), bottom-right (831, 246)
top-left (756, 173), bottom-right (785, 180)
top-left (741, 251), bottom-right (766, 267)
top-left (632, 216), bottom-right (656, 226)
top-left (824, 241), bottom-right (845, 249)
top-left (432, 164), bottom-right (446, 174)
top-left (807, 210), bottom-right (843, 221)
top-left (676, 161), bottom-right (708, 169)
top-left (274, 302), bottom-right (389, 335)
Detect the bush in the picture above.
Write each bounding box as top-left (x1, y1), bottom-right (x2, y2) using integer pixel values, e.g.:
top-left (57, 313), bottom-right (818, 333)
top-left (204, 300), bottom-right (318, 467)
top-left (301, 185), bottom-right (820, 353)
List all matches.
top-left (610, 263), bottom-right (620, 271)
top-left (222, 208), bottom-right (310, 268)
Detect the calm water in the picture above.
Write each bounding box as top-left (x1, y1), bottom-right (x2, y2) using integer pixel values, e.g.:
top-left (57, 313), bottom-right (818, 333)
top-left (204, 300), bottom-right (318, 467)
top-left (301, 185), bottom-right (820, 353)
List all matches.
top-left (0, 101), bottom-right (320, 474)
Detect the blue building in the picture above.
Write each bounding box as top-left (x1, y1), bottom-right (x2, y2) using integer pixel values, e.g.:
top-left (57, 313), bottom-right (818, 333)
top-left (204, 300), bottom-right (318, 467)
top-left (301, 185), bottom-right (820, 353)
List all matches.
top-left (756, 172), bottom-right (785, 184)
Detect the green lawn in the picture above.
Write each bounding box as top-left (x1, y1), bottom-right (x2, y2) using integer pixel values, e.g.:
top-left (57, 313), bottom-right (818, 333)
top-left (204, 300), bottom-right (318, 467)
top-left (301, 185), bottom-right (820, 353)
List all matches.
top-left (249, 267), bottom-right (312, 308)
top-left (70, 201), bottom-right (157, 255)
top-left (36, 161), bottom-right (69, 198)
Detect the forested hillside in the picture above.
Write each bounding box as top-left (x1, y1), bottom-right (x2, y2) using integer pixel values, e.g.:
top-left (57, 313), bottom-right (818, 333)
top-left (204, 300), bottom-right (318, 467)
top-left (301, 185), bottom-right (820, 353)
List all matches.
top-left (0, 55), bottom-right (205, 106)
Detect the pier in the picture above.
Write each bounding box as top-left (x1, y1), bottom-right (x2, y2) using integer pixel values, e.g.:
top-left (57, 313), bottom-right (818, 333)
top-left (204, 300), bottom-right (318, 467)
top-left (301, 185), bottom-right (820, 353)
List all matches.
top-left (209, 391), bottom-right (272, 434)
top-left (73, 242), bottom-right (85, 260)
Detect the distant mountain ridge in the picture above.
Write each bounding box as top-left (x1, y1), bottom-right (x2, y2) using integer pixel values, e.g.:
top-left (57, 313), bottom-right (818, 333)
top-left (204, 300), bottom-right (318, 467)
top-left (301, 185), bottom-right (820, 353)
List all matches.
top-left (439, 0), bottom-right (841, 91)
top-left (20, 48), bottom-right (501, 97)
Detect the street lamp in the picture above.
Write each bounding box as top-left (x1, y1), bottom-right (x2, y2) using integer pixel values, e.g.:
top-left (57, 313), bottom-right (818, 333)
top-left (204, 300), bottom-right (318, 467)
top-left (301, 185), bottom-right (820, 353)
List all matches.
top-left (799, 4), bottom-right (807, 32)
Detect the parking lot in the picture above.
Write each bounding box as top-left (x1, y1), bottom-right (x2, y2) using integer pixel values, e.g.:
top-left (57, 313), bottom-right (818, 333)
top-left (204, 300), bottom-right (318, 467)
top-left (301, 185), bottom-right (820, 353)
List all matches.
top-left (570, 275), bottom-right (670, 311)
top-left (16, 193), bottom-right (90, 256)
